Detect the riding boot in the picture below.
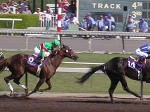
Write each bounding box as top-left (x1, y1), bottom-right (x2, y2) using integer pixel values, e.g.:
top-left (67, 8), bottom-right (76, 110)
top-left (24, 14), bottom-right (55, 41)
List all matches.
top-left (40, 58), bottom-right (44, 64)
top-left (36, 58), bottom-right (44, 77)
top-left (137, 70), bottom-right (141, 79)
top-left (36, 63), bottom-right (42, 77)
top-left (136, 58), bottom-right (146, 80)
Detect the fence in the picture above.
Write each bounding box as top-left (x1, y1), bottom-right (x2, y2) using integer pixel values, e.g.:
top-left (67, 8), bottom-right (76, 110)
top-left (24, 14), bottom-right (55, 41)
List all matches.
top-left (39, 14), bottom-right (57, 29)
top-left (57, 62), bottom-right (103, 73)
top-left (0, 30), bottom-right (150, 53)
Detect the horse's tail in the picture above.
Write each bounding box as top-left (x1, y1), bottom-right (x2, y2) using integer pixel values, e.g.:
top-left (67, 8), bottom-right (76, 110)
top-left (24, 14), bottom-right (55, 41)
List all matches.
top-left (0, 59), bottom-right (7, 72)
top-left (77, 64), bottom-right (105, 84)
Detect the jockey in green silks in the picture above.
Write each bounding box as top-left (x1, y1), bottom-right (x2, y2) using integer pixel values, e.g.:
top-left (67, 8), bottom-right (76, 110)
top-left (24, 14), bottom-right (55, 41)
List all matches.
top-left (33, 39), bottom-right (61, 63)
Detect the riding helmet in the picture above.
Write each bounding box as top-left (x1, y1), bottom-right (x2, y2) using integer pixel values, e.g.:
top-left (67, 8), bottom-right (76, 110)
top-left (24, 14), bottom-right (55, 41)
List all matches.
top-left (53, 39), bottom-right (60, 46)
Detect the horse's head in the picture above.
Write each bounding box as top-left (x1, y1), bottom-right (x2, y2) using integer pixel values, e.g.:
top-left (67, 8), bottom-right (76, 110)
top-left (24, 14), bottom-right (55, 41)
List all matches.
top-left (0, 52), bottom-right (5, 60)
top-left (58, 44), bottom-right (78, 61)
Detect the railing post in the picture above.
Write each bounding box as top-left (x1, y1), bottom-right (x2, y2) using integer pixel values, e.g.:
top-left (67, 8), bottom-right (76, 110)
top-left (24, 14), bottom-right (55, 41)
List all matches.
top-left (88, 37), bottom-right (92, 52)
top-left (121, 36), bottom-right (125, 53)
top-left (140, 70), bottom-right (143, 100)
top-left (25, 36), bottom-right (28, 50)
top-left (57, 0), bottom-right (62, 44)
top-left (25, 72), bottom-right (28, 95)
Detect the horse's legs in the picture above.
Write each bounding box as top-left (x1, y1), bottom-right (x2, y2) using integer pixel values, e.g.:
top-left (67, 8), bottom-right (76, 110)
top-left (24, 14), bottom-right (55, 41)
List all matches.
top-left (4, 74), bottom-right (15, 95)
top-left (13, 77), bottom-right (27, 90)
top-left (27, 78), bottom-right (46, 96)
top-left (108, 78), bottom-right (119, 103)
top-left (120, 75), bottom-right (141, 99)
top-left (39, 78), bottom-right (52, 92)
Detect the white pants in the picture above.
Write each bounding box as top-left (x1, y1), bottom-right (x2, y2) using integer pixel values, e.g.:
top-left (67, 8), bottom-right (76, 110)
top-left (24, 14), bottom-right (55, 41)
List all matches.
top-left (135, 48), bottom-right (148, 58)
top-left (34, 47), bottom-right (50, 57)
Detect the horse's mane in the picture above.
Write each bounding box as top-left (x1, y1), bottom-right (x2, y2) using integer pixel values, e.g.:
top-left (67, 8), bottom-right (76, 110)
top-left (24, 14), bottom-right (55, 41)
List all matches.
top-left (48, 49), bottom-right (61, 58)
top-left (48, 44), bottom-right (67, 58)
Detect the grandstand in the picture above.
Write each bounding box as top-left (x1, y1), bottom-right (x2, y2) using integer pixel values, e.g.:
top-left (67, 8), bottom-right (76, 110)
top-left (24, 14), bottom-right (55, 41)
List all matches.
top-left (78, 0), bottom-right (150, 31)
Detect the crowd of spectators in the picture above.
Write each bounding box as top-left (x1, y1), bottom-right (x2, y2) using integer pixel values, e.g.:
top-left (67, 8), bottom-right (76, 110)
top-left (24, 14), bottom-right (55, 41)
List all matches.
top-left (61, 0), bottom-right (78, 30)
top-left (78, 13), bottom-right (116, 39)
top-left (0, 0), bottom-right (55, 15)
top-left (79, 13), bottom-right (149, 34)
top-left (79, 13), bottom-right (116, 32)
top-left (125, 15), bottom-right (149, 33)
top-left (0, 0), bottom-right (77, 29)
top-left (0, 0), bottom-right (31, 14)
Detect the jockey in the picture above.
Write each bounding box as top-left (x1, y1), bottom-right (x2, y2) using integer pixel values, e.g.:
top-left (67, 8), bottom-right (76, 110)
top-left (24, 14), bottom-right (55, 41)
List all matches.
top-left (135, 44), bottom-right (150, 64)
top-left (128, 44), bottom-right (150, 79)
top-left (33, 39), bottom-right (61, 63)
top-left (133, 44), bottom-right (150, 78)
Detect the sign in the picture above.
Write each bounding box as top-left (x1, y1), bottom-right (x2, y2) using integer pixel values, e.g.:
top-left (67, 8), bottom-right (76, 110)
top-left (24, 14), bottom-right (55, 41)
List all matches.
top-left (92, 3), bottom-right (121, 10)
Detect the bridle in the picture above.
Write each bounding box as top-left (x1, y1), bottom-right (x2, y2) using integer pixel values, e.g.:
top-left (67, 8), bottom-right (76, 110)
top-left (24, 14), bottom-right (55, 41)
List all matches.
top-left (54, 47), bottom-right (75, 58)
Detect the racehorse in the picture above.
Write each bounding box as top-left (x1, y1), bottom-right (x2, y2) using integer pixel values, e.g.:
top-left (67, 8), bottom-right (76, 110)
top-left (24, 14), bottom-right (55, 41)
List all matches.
top-left (77, 56), bottom-right (150, 103)
top-left (0, 45), bottom-right (78, 96)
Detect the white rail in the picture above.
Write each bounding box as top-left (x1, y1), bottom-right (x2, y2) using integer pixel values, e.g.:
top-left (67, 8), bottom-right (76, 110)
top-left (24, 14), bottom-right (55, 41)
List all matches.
top-left (0, 18), bottom-right (22, 30)
top-left (56, 67), bottom-right (102, 73)
top-left (62, 62), bottom-right (103, 65)
top-left (0, 29), bottom-right (150, 37)
top-left (58, 62), bottom-right (103, 73)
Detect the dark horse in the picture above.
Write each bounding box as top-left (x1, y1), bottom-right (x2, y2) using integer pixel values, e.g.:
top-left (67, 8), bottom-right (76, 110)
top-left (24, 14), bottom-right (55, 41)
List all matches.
top-left (0, 45), bottom-right (78, 96)
top-left (78, 57), bottom-right (150, 103)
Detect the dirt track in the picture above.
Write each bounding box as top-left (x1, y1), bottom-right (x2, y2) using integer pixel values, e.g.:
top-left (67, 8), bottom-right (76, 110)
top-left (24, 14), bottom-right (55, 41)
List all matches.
top-left (0, 92), bottom-right (150, 112)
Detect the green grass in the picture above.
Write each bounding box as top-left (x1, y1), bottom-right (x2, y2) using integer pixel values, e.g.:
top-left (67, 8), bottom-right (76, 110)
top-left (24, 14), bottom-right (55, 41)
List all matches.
top-left (1, 71), bottom-right (149, 95)
top-left (1, 51), bottom-right (148, 95)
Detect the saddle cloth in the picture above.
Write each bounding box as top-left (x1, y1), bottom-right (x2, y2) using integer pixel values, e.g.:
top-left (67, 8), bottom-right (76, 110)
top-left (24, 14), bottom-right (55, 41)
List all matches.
top-left (128, 56), bottom-right (145, 70)
top-left (27, 55), bottom-right (40, 67)
top-left (27, 55), bottom-right (44, 77)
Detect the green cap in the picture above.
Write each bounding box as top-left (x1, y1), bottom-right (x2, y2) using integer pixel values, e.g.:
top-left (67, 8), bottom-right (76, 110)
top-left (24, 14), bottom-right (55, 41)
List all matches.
top-left (53, 39), bottom-right (60, 46)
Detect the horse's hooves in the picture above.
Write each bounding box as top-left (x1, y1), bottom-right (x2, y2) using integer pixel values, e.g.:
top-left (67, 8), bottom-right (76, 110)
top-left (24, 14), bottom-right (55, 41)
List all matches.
top-left (10, 92), bottom-right (14, 96)
top-left (26, 94), bottom-right (30, 97)
top-left (39, 89), bottom-right (44, 92)
top-left (140, 97), bottom-right (143, 100)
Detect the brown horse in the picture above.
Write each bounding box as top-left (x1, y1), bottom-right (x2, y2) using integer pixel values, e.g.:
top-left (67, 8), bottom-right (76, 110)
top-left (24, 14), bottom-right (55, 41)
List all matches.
top-left (0, 45), bottom-right (78, 96)
top-left (77, 57), bottom-right (150, 103)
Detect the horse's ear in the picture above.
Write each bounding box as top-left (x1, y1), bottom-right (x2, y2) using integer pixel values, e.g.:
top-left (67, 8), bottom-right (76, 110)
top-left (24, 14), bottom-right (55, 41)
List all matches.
top-left (61, 44), bottom-right (65, 48)
top-left (62, 44), bottom-right (67, 48)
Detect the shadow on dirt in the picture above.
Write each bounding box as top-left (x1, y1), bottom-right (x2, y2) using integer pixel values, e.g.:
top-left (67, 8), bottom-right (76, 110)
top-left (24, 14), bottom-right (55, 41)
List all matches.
top-left (0, 94), bottom-right (31, 100)
top-left (57, 96), bottom-right (150, 105)
top-left (1, 93), bottom-right (150, 105)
